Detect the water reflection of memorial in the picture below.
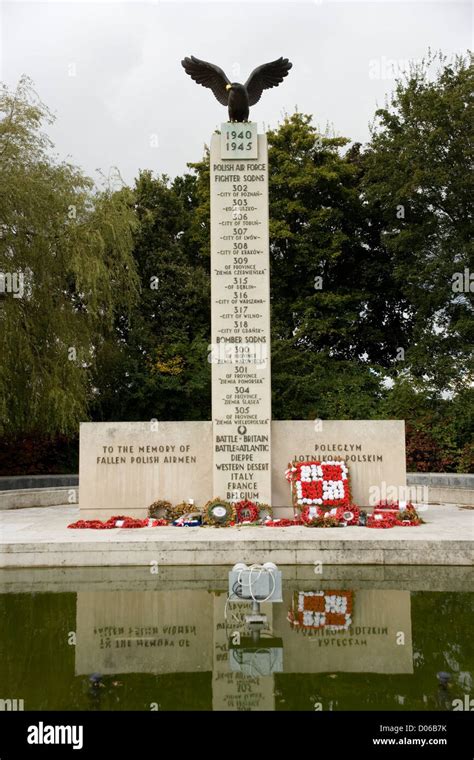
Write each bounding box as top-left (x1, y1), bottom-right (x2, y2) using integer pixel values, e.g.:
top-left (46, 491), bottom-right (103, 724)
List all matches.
top-left (1, 565), bottom-right (469, 711)
top-left (278, 589), bottom-right (413, 674)
top-left (75, 583), bottom-right (413, 710)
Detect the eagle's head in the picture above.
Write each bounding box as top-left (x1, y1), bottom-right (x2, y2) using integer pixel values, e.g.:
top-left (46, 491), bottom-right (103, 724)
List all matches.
top-left (226, 83), bottom-right (245, 93)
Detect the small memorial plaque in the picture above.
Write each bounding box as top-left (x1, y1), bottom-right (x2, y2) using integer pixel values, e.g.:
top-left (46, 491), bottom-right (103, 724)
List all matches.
top-left (220, 122), bottom-right (258, 159)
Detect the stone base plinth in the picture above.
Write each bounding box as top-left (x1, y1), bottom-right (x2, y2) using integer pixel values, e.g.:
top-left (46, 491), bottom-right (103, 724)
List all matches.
top-left (79, 420), bottom-right (406, 518)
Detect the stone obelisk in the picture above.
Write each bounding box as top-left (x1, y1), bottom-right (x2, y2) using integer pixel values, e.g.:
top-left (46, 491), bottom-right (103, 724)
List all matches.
top-left (210, 124), bottom-right (272, 504)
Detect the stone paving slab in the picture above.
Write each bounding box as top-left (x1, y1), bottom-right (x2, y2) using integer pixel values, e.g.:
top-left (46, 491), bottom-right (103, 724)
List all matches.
top-left (0, 504), bottom-right (472, 567)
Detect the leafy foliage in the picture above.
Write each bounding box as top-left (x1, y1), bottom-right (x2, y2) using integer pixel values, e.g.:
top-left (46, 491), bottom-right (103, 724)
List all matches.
top-left (0, 77), bottom-right (139, 435)
top-left (361, 52), bottom-right (473, 392)
top-left (90, 169), bottom-right (211, 422)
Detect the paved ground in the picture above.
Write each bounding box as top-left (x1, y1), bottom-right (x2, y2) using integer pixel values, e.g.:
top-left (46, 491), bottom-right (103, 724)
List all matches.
top-left (0, 504), bottom-right (472, 567)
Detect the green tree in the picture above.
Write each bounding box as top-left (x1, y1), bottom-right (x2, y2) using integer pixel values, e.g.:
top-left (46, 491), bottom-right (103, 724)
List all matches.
top-left (91, 169), bottom-right (211, 422)
top-left (361, 52), bottom-right (474, 393)
top-left (0, 76), bottom-right (139, 435)
top-left (267, 112), bottom-right (392, 419)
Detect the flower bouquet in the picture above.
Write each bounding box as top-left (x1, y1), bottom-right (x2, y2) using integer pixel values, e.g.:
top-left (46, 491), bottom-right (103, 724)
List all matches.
top-left (286, 460), bottom-right (351, 512)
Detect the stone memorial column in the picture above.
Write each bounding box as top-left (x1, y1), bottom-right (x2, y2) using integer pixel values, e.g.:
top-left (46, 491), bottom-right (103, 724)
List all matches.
top-left (210, 125), bottom-right (272, 504)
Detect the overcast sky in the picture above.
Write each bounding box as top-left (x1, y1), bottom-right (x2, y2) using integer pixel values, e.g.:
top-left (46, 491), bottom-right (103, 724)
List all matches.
top-left (1, 1), bottom-right (471, 185)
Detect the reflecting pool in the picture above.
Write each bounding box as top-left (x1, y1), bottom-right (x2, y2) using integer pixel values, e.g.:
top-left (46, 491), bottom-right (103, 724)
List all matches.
top-left (0, 565), bottom-right (472, 711)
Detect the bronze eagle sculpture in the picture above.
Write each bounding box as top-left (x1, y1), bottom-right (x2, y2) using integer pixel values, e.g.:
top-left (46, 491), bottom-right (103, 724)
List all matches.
top-left (181, 56), bottom-right (293, 122)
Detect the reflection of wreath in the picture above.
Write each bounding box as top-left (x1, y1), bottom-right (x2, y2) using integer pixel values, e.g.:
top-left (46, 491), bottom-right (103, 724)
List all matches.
top-left (288, 590), bottom-right (353, 630)
top-left (168, 501), bottom-right (194, 523)
top-left (203, 498), bottom-right (236, 526)
top-left (148, 500), bottom-right (172, 519)
top-left (233, 501), bottom-right (274, 523)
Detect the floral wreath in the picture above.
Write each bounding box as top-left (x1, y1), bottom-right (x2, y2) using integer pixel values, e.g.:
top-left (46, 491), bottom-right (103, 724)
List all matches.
top-left (203, 498), bottom-right (236, 526)
top-left (370, 501), bottom-right (424, 528)
top-left (301, 505), bottom-right (361, 528)
top-left (68, 515), bottom-right (166, 529)
top-left (148, 500), bottom-right (172, 519)
top-left (234, 500), bottom-right (273, 524)
top-left (285, 459), bottom-right (351, 510)
top-left (167, 501), bottom-right (195, 523)
top-left (264, 517), bottom-right (303, 527)
top-left (395, 508), bottom-right (424, 526)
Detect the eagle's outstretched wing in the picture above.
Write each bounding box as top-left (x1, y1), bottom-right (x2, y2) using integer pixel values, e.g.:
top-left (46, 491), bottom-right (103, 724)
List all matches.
top-left (245, 57), bottom-right (293, 106)
top-left (181, 56), bottom-right (230, 106)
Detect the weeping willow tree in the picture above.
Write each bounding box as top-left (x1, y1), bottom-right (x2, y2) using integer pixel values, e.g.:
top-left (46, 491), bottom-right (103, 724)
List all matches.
top-left (0, 76), bottom-right (139, 435)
